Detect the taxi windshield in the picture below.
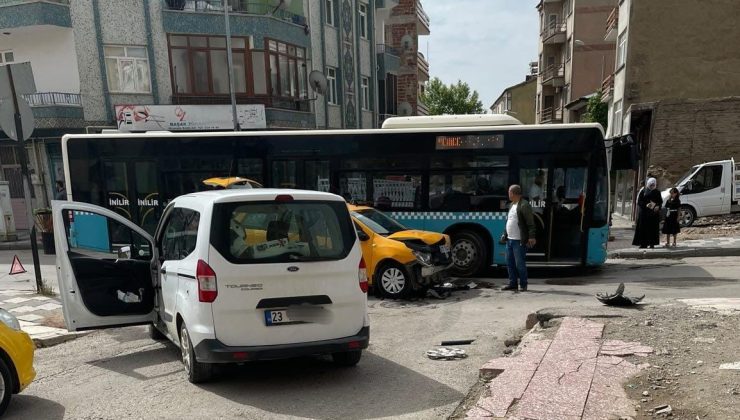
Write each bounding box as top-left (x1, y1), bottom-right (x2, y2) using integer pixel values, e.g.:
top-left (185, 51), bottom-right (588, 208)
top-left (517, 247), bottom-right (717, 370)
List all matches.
top-left (352, 209), bottom-right (407, 236)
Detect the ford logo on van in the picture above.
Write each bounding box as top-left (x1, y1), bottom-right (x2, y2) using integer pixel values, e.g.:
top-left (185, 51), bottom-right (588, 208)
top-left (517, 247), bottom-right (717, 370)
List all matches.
top-left (287, 266), bottom-right (300, 272)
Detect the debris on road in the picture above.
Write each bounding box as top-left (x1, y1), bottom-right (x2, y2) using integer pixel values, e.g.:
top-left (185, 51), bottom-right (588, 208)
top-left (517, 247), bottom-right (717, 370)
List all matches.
top-left (426, 347), bottom-right (468, 360)
top-left (596, 283), bottom-right (645, 306)
top-left (654, 404), bottom-right (672, 415)
top-left (719, 361), bottom-right (740, 370)
top-left (440, 339), bottom-right (475, 346)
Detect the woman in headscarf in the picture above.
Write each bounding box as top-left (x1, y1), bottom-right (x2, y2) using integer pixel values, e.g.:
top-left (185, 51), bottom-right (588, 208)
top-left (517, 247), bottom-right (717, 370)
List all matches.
top-left (632, 177), bottom-right (663, 248)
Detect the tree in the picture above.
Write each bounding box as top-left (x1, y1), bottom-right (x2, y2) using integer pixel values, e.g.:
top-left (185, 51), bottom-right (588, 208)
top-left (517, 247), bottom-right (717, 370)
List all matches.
top-left (583, 91), bottom-right (608, 130)
top-left (421, 78), bottom-right (485, 115)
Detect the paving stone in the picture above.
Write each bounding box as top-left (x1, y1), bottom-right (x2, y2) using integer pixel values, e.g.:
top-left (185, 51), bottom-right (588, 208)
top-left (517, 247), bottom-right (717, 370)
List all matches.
top-left (8, 305), bottom-right (37, 314)
top-left (3, 297), bottom-right (32, 304)
top-left (582, 390), bottom-right (637, 420)
top-left (600, 340), bottom-right (653, 357)
top-left (16, 314), bottom-right (44, 322)
top-left (35, 302), bottom-right (62, 311)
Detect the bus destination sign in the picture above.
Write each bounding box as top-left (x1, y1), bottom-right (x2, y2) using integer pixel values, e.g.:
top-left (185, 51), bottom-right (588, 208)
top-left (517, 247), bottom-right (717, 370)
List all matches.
top-left (435, 134), bottom-right (504, 150)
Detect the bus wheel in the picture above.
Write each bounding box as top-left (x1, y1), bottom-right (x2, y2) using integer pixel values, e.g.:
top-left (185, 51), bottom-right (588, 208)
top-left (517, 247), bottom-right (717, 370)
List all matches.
top-left (450, 231), bottom-right (487, 277)
top-left (679, 205), bottom-right (696, 227)
top-left (376, 262), bottom-right (412, 299)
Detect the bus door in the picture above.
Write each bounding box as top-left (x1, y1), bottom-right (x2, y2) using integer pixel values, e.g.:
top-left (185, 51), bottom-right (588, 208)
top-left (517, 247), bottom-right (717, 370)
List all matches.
top-left (546, 161), bottom-right (589, 263)
top-left (103, 160), bottom-right (161, 234)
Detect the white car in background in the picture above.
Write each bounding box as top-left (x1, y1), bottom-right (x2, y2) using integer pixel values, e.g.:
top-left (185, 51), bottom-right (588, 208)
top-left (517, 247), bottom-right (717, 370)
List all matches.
top-left (53, 190), bottom-right (369, 383)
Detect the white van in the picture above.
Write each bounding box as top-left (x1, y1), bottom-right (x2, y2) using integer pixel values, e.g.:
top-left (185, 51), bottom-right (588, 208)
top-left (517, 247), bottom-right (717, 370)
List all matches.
top-left (53, 190), bottom-right (369, 383)
top-left (662, 159), bottom-right (740, 226)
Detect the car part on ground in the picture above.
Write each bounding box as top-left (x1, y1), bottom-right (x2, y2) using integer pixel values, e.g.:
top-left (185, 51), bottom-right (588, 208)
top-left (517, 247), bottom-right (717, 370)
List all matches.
top-left (596, 283), bottom-right (644, 306)
top-left (426, 347), bottom-right (468, 360)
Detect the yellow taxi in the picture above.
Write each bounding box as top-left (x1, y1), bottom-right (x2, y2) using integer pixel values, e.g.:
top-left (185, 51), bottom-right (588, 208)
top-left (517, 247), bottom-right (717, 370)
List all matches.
top-left (0, 308), bottom-right (36, 415)
top-left (349, 205), bottom-right (453, 299)
top-left (202, 177), bottom-right (263, 189)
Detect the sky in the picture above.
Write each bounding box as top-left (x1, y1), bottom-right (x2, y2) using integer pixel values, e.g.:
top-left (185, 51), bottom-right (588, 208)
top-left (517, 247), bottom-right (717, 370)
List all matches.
top-left (420, 0), bottom-right (539, 109)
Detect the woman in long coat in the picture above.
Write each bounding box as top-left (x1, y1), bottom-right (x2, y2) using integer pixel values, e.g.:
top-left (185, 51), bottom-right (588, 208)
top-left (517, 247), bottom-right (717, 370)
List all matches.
top-left (632, 177), bottom-right (663, 248)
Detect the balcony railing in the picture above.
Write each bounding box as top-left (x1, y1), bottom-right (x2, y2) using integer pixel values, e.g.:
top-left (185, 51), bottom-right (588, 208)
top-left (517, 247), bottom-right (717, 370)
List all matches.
top-left (0, 0), bottom-right (69, 5)
top-left (540, 106), bottom-right (563, 123)
top-left (171, 94), bottom-right (310, 112)
top-left (417, 51), bottom-right (429, 75)
top-left (164, 0), bottom-right (307, 26)
top-left (541, 21), bottom-right (566, 41)
top-left (601, 74), bottom-right (614, 95)
top-left (23, 92), bottom-right (81, 107)
top-left (605, 7), bottom-right (618, 41)
top-left (417, 101), bottom-right (429, 116)
top-left (541, 63), bottom-right (565, 83)
top-left (417, 2), bottom-right (430, 31)
top-left (376, 44), bottom-right (400, 57)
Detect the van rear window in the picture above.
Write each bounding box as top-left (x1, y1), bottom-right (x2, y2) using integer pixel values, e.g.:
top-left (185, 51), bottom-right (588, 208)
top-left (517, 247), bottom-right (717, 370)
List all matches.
top-left (210, 201), bottom-right (355, 264)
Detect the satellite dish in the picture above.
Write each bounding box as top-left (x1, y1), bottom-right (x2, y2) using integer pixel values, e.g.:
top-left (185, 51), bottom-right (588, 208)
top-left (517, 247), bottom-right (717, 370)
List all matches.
top-left (398, 102), bottom-right (413, 116)
top-left (401, 34), bottom-right (414, 51)
top-left (309, 70), bottom-right (328, 95)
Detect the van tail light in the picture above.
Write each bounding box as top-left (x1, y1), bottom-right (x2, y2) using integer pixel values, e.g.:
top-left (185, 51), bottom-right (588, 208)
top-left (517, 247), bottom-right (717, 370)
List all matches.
top-left (197, 259), bottom-right (218, 303)
top-left (358, 258), bottom-right (369, 293)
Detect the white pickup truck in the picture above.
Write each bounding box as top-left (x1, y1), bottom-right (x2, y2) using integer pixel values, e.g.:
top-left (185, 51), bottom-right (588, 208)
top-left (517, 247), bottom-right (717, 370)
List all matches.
top-left (663, 158), bottom-right (740, 227)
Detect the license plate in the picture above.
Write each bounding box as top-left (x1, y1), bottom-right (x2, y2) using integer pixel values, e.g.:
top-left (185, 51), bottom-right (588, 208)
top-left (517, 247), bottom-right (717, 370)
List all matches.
top-left (264, 310), bottom-right (290, 326)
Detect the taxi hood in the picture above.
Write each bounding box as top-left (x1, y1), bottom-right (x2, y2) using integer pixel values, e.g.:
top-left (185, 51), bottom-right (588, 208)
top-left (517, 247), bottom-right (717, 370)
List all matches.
top-left (387, 230), bottom-right (446, 246)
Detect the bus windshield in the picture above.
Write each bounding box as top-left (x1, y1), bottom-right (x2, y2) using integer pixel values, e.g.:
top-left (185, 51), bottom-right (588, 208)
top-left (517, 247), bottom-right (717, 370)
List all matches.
top-left (352, 209), bottom-right (407, 236)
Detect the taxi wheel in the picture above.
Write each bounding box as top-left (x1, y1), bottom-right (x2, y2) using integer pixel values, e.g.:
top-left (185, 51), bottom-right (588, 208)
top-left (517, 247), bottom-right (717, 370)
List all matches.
top-left (179, 322), bottom-right (213, 384)
top-left (0, 358), bottom-right (13, 416)
top-left (377, 262), bottom-right (412, 299)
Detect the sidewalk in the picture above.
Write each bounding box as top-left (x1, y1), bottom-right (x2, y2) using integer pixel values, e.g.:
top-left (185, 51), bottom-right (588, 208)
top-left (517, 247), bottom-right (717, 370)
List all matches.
top-left (608, 237), bottom-right (740, 259)
top-left (0, 290), bottom-right (87, 347)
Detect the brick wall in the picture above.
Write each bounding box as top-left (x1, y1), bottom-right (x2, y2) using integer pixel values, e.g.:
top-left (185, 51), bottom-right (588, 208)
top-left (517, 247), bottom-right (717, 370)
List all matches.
top-left (648, 97), bottom-right (740, 185)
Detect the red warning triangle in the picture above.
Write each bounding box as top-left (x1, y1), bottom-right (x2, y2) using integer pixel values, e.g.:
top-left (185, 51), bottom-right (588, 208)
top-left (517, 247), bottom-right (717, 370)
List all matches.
top-left (9, 255), bottom-right (26, 275)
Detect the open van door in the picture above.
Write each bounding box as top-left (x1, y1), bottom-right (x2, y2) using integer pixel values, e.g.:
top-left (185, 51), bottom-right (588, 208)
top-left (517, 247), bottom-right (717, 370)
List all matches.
top-left (52, 201), bottom-right (157, 331)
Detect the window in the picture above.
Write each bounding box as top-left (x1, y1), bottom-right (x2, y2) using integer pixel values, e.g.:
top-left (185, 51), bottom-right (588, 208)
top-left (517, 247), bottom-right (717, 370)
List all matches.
top-left (160, 208), bottom-right (200, 261)
top-left (0, 50), bottom-right (14, 65)
top-left (266, 39), bottom-right (308, 99)
top-left (62, 209), bottom-right (151, 260)
top-left (272, 161), bottom-right (297, 188)
top-left (361, 77), bottom-right (370, 110)
top-left (373, 173), bottom-right (422, 209)
top-left (688, 165), bottom-right (723, 193)
top-left (359, 3), bottom-right (368, 39)
top-left (613, 100), bottom-right (623, 136)
top-left (104, 46), bottom-right (151, 93)
top-left (168, 35), bottom-right (249, 95)
top-left (326, 0), bottom-right (336, 26)
top-left (504, 92), bottom-right (512, 112)
top-left (566, 37), bottom-right (572, 62)
top-left (563, 84), bottom-right (570, 105)
top-left (563, 0), bottom-right (571, 17)
top-left (210, 201), bottom-right (354, 264)
top-left (327, 67), bottom-right (338, 104)
top-left (617, 30), bottom-right (628, 69)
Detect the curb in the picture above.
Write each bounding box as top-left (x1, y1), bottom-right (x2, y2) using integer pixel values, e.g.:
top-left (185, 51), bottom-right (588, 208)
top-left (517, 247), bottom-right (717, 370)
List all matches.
top-left (609, 247), bottom-right (740, 259)
top-left (32, 331), bottom-right (91, 348)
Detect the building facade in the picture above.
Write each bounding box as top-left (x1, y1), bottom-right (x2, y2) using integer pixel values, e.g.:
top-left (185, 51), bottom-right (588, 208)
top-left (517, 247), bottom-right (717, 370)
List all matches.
top-left (535, 0), bottom-right (616, 124)
top-left (490, 75), bottom-right (537, 125)
top-left (602, 0), bottom-right (740, 219)
top-left (0, 0), bottom-right (420, 230)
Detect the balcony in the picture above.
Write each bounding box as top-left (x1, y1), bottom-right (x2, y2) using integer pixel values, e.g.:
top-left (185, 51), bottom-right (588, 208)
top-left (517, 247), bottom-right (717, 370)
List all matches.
top-left (0, 0), bottom-right (71, 29)
top-left (417, 101), bottom-right (429, 116)
top-left (417, 2), bottom-right (430, 35)
top-left (21, 92), bottom-right (83, 122)
top-left (417, 51), bottom-right (429, 81)
top-left (23, 92), bottom-right (81, 107)
top-left (541, 21), bottom-right (566, 44)
top-left (540, 64), bottom-right (565, 87)
top-left (171, 94), bottom-right (311, 113)
top-left (601, 73), bottom-right (614, 102)
top-left (604, 7), bottom-right (618, 42)
top-left (377, 44), bottom-right (400, 79)
top-left (164, 0), bottom-right (306, 25)
top-left (540, 107), bottom-right (563, 124)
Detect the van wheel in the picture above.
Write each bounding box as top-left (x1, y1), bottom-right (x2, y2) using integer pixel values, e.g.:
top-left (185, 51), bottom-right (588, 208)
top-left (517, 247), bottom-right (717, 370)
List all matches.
top-left (679, 205), bottom-right (696, 227)
top-left (377, 262), bottom-right (412, 299)
top-left (0, 357), bottom-right (13, 416)
top-left (149, 324), bottom-right (166, 341)
top-left (332, 350), bottom-right (362, 367)
top-left (179, 322), bottom-right (213, 384)
top-left (450, 231), bottom-right (487, 277)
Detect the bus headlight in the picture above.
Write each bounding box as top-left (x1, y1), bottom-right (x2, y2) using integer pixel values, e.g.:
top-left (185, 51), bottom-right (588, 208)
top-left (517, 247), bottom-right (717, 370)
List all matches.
top-left (413, 251), bottom-right (433, 267)
top-left (0, 308), bottom-right (21, 330)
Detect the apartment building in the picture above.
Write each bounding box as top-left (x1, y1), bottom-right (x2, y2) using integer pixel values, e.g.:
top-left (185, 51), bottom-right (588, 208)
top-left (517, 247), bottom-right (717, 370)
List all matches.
top-left (535, 0), bottom-right (616, 124)
top-left (490, 74), bottom-right (537, 125)
top-left (602, 0), bottom-right (740, 219)
top-left (0, 0), bottom-right (395, 229)
top-left (377, 0), bottom-right (429, 123)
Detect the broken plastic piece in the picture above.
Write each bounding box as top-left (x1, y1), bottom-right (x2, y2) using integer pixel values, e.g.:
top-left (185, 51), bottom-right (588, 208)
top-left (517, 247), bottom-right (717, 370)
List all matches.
top-left (426, 347), bottom-right (468, 360)
top-left (596, 283), bottom-right (644, 306)
top-left (117, 289), bottom-right (142, 303)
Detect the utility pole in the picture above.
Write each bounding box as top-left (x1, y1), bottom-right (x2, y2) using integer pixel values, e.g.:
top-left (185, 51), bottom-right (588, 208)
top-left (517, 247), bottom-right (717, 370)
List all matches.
top-left (6, 65), bottom-right (42, 292)
top-left (224, 3), bottom-right (240, 131)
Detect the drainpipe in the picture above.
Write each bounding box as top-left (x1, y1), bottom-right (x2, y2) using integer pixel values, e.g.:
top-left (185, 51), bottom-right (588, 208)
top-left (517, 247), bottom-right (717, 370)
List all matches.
top-left (319, 0), bottom-right (329, 129)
